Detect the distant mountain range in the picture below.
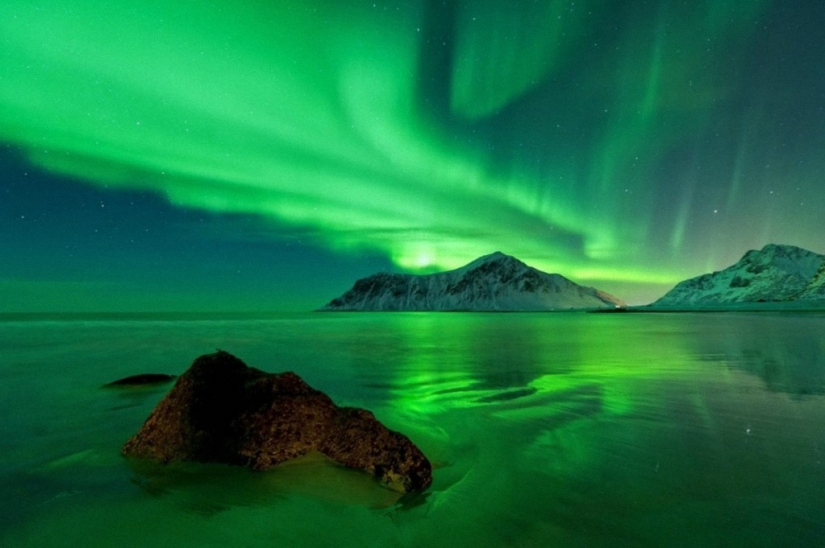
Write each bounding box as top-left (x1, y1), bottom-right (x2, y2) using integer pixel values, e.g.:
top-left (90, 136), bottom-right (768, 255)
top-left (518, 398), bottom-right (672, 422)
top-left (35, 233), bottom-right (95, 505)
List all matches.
top-left (653, 244), bottom-right (825, 307)
top-left (319, 252), bottom-right (625, 311)
top-left (318, 244), bottom-right (825, 312)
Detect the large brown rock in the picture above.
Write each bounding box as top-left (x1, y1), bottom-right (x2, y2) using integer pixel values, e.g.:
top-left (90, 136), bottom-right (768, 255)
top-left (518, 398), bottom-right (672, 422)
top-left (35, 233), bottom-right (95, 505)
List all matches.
top-left (122, 351), bottom-right (432, 493)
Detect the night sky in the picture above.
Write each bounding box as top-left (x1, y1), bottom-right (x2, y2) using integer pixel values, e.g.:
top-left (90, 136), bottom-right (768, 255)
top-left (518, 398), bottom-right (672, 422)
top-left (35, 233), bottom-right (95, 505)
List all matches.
top-left (1, 0), bottom-right (824, 312)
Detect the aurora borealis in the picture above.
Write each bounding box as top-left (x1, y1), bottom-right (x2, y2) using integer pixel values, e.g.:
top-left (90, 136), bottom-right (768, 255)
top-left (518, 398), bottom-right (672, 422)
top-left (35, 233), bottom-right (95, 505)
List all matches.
top-left (2, 0), bottom-right (824, 311)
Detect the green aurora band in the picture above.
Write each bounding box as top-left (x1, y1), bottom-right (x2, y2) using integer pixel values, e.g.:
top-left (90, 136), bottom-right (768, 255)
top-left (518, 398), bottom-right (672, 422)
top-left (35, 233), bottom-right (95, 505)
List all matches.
top-left (1, 0), bottom-right (794, 299)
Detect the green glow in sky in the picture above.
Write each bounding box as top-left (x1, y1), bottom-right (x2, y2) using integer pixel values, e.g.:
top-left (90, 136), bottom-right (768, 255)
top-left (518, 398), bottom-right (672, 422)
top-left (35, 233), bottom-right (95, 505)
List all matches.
top-left (450, 0), bottom-right (593, 119)
top-left (4, 0), bottom-right (819, 304)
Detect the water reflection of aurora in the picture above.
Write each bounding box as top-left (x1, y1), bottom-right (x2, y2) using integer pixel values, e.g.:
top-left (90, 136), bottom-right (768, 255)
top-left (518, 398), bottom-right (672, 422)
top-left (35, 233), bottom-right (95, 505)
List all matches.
top-left (366, 313), bottom-right (823, 487)
top-left (1, 312), bottom-right (824, 546)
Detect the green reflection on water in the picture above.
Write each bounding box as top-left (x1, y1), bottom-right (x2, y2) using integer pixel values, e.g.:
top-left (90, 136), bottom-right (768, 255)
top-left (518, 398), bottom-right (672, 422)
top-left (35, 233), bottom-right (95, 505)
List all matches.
top-left (1, 312), bottom-right (824, 547)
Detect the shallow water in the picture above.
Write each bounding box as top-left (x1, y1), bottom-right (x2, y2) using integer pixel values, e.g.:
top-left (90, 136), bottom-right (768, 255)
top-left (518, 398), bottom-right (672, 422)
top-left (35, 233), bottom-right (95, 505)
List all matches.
top-left (1, 312), bottom-right (824, 547)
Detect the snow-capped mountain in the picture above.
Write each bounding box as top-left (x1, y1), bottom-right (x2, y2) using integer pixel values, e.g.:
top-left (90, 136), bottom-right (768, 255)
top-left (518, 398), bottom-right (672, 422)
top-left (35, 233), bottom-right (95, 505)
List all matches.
top-left (654, 244), bottom-right (825, 306)
top-left (319, 252), bottom-right (625, 311)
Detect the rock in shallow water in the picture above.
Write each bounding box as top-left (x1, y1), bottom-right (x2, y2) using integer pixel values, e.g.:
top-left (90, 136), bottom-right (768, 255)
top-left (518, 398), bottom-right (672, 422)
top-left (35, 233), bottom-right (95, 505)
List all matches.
top-left (104, 373), bottom-right (177, 387)
top-left (122, 351), bottom-right (432, 493)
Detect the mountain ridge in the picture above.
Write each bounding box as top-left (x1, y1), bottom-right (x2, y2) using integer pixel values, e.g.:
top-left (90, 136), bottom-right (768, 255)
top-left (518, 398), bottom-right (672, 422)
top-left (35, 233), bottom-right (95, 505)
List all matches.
top-left (653, 244), bottom-right (825, 306)
top-left (319, 252), bottom-right (625, 311)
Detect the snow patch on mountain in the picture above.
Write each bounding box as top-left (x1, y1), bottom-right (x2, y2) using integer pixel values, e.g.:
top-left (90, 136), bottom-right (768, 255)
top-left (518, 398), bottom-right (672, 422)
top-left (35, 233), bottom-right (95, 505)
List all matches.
top-left (319, 252), bottom-right (625, 311)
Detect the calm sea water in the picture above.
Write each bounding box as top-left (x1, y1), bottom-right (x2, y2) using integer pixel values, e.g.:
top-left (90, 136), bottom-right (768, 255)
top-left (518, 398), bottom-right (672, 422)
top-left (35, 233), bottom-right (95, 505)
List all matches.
top-left (1, 312), bottom-right (823, 547)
